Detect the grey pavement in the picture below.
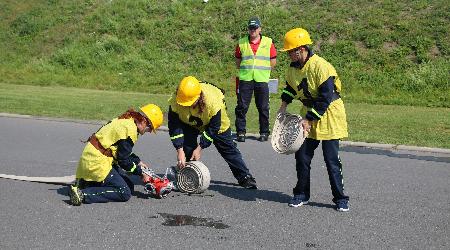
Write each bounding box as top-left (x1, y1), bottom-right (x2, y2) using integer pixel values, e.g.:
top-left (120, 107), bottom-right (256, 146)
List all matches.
top-left (0, 115), bottom-right (449, 249)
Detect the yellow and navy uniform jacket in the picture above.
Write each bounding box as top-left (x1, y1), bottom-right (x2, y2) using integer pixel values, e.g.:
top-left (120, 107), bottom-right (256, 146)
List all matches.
top-left (281, 50), bottom-right (348, 140)
top-left (168, 82), bottom-right (230, 149)
top-left (76, 118), bottom-right (143, 182)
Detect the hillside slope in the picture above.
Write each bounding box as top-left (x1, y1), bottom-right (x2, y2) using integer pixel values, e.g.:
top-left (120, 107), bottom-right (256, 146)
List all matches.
top-left (0, 0), bottom-right (449, 107)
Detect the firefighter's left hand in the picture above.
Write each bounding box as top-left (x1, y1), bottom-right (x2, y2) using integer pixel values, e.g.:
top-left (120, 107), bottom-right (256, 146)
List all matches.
top-left (190, 145), bottom-right (202, 161)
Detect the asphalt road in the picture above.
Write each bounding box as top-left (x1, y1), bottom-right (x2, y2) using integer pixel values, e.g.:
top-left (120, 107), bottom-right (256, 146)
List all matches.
top-left (0, 116), bottom-right (449, 249)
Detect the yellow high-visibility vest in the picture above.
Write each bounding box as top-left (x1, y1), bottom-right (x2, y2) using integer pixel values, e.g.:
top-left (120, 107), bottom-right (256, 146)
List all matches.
top-left (239, 36), bottom-right (272, 82)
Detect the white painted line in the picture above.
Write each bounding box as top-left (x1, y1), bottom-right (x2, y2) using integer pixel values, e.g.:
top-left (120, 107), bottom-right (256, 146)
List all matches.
top-left (0, 174), bottom-right (75, 185)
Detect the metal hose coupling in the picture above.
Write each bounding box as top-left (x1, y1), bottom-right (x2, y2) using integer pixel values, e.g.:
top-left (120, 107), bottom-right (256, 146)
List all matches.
top-left (271, 112), bottom-right (305, 154)
top-left (177, 161), bottom-right (211, 194)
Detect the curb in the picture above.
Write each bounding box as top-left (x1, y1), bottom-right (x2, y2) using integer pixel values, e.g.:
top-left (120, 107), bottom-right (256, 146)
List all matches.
top-left (338, 141), bottom-right (450, 154)
top-left (1, 113), bottom-right (449, 155)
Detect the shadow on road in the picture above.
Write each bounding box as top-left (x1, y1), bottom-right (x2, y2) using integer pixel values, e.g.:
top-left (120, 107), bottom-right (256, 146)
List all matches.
top-left (209, 180), bottom-right (291, 203)
top-left (54, 182), bottom-right (337, 208)
top-left (56, 185), bottom-right (70, 195)
top-left (231, 132), bottom-right (263, 142)
top-left (306, 201), bottom-right (335, 209)
top-left (341, 146), bottom-right (450, 163)
top-left (54, 186), bottom-right (72, 204)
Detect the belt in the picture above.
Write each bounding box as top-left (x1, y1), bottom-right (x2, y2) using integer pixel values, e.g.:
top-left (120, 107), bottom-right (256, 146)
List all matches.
top-left (301, 92), bottom-right (340, 108)
top-left (88, 134), bottom-right (113, 158)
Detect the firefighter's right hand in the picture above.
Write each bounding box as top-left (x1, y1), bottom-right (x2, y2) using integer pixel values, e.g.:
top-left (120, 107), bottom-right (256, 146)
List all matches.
top-left (141, 172), bottom-right (151, 183)
top-left (176, 148), bottom-right (186, 169)
top-left (301, 119), bottom-right (311, 138)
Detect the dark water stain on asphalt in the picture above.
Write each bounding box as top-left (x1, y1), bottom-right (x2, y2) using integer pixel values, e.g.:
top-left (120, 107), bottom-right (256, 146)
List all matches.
top-left (152, 213), bottom-right (230, 229)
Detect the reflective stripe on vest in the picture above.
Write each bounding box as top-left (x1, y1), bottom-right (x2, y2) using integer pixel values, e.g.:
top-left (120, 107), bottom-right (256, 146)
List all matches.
top-left (239, 36), bottom-right (272, 82)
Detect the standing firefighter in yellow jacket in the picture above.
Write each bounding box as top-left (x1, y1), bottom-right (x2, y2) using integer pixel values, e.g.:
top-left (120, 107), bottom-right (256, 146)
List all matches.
top-left (168, 76), bottom-right (257, 189)
top-left (278, 28), bottom-right (350, 212)
top-left (69, 104), bottom-right (164, 205)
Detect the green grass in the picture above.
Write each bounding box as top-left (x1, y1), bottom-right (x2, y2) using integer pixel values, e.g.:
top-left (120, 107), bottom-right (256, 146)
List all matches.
top-left (0, 0), bottom-right (449, 107)
top-left (1, 83), bottom-right (449, 149)
top-left (0, 1), bottom-right (449, 149)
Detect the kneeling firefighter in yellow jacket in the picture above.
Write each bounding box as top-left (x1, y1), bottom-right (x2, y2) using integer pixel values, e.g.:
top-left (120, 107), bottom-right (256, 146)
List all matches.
top-left (278, 28), bottom-right (350, 212)
top-left (69, 104), bottom-right (164, 206)
top-left (168, 76), bottom-right (257, 189)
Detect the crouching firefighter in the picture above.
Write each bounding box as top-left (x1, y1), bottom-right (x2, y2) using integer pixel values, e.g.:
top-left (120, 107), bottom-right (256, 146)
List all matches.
top-left (69, 104), bottom-right (165, 206)
top-left (168, 76), bottom-right (257, 189)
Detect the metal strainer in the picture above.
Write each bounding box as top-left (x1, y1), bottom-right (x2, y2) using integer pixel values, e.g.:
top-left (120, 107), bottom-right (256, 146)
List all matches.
top-left (177, 161), bottom-right (211, 193)
top-left (271, 112), bottom-right (305, 154)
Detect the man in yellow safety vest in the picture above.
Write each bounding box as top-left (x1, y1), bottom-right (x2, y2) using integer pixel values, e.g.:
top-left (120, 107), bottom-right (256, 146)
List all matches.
top-left (235, 17), bottom-right (277, 142)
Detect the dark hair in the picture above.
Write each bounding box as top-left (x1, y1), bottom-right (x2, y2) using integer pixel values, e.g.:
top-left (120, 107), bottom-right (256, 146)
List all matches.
top-left (192, 92), bottom-right (206, 114)
top-left (118, 108), bottom-right (148, 125)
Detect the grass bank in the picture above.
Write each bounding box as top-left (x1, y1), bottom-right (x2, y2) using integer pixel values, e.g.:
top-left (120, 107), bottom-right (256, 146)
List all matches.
top-left (1, 83), bottom-right (448, 149)
top-left (0, 0), bottom-right (449, 107)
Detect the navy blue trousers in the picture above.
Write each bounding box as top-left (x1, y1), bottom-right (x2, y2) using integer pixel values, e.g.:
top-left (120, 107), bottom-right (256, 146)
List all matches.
top-left (80, 167), bottom-right (133, 204)
top-left (293, 138), bottom-right (349, 204)
top-left (235, 80), bottom-right (270, 135)
top-left (182, 125), bottom-right (251, 181)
